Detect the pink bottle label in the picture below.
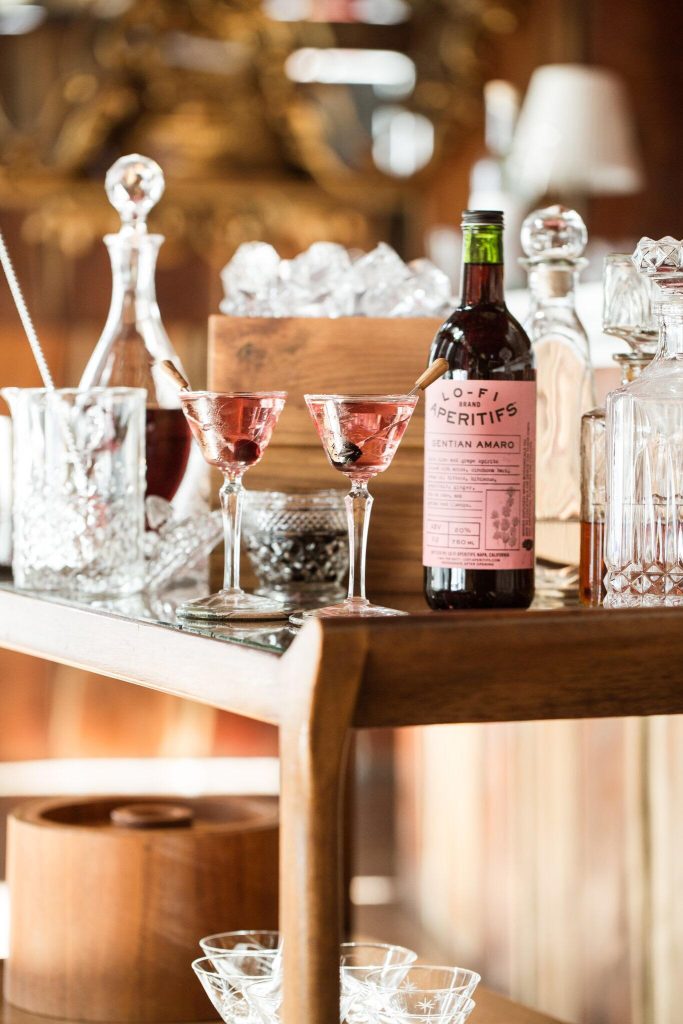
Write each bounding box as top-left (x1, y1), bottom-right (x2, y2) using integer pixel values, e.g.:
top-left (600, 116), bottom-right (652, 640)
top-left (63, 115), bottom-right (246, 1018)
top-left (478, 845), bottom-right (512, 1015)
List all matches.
top-left (423, 378), bottom-right (536, 570)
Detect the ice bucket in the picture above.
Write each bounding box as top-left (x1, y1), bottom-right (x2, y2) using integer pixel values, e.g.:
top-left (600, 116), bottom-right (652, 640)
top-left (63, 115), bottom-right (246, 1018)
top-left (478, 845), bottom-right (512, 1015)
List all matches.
top-left (5, 795), bottom-right (279, 1022)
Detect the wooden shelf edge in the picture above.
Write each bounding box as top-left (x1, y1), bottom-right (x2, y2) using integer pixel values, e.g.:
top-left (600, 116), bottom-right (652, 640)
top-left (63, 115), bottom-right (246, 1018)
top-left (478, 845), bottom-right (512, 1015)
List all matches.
top-left (338, 606), bottom-right (683, 728)
top-left (0, 588), bottom-right (283, 724)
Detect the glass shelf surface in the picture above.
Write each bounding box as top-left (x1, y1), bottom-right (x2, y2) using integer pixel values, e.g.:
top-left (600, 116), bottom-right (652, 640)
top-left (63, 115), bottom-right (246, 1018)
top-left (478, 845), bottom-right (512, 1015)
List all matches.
top-left (0, 568), bottom-right (582, 662)
top-left (0, 575), bottom-right (297, 656)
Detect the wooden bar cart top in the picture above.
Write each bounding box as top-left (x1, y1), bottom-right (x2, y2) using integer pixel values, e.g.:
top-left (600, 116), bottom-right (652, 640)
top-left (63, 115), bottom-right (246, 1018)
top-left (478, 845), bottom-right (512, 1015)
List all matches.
top-left (0, 586), bottom-right (681, 727)
top-left (2, 582), bottom-right (681, 1024)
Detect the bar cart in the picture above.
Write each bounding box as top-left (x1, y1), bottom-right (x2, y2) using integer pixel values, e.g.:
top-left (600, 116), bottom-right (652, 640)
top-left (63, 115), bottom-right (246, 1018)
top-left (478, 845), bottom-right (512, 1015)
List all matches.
top-left (1, 585), bottom-right (681, 1024)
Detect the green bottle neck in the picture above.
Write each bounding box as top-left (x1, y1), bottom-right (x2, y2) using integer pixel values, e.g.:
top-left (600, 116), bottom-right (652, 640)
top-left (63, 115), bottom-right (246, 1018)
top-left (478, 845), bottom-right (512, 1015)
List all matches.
top-left (461, 225), bottom-right (505, 306)
top-left (462, 224), bottom-right (503, 265)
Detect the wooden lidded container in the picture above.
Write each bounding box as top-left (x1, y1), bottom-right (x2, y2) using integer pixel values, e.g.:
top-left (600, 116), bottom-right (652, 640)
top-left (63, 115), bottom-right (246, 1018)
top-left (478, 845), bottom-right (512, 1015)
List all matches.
top-left (6, 795), bottom-right (278, 1022)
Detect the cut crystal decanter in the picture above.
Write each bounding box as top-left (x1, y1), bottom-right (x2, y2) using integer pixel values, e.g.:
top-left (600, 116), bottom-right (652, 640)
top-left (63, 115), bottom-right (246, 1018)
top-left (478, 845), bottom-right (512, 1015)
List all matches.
top-left (604, 236), bottom-right (683, 606)
top-left (80, 154), bottom-right (192, 504)
top-left (580, 352), bottom-right (651, 607)
top-left (520, 205), bottom-right (595, 594)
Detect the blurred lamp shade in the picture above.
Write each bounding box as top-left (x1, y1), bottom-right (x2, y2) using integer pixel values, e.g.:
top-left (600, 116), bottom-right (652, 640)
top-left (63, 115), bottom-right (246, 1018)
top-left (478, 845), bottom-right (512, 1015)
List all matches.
top-left (509, 64), bottom-right (644, 199)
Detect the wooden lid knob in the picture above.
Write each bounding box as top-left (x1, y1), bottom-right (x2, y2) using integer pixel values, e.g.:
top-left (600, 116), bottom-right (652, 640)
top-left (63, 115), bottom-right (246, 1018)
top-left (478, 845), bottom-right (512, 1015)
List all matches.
top-left (110, 802), bottom-right (195, 829)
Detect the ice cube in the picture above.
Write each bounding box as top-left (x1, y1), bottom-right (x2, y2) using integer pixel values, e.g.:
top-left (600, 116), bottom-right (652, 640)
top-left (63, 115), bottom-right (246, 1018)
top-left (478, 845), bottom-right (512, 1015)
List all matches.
top-left (269, 278), bottom-right (356, 318)
top-left (219, 290), bottom-right (280, 317)
top-left (360, 282), bottom-right (419, 317)
top-left (145, 495), bottom-right (173, 531)
top-left (351, 242), bottom-right (410, 293)
top-left (221, 242), bottom-right (281, 299)
top-left (407, 258), bottom-right (453, 309)
top-left (287, 242), bottom-right (352, 299)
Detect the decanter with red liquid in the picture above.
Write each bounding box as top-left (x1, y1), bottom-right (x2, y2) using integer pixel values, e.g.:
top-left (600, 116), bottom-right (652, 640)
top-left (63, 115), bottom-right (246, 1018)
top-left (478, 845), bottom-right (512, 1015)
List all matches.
top-left (80, 154), bottom-right (192, 503)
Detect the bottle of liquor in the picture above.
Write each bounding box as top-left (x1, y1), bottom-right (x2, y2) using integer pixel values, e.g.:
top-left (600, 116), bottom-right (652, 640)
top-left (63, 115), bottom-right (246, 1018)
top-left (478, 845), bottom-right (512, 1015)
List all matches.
top-left (520, 205), bottom-right (594, 595)
top-left (80, 154), bottom-right (192, 503)
top-left (423, 210), bottom-right (536, 609)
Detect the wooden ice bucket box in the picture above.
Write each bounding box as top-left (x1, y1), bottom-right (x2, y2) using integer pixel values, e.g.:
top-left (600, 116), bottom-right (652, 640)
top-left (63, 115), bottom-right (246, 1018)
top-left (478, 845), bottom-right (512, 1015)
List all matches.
top-left (209, 316), bottom-right (442, 594)
top-left (5, 795), bottom-right (279, 1022)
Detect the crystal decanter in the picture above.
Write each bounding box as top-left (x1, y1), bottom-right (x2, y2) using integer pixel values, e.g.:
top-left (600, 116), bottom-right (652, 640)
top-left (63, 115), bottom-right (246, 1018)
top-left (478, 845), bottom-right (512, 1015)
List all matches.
top-left (520, 205), bottom-right (595, 595)
top-left (604, 236), bottom-right (683, 606)
top-left (580, 352), bottom-right (652, 607)
top-left (80, 154), bottom-right (192, 503)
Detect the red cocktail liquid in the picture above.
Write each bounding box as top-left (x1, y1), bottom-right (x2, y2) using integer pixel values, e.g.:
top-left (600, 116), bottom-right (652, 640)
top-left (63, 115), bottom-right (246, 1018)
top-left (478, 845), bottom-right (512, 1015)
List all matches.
top-left (306, 396), bottom-right (416, 482)
top-left (145, 406), bottom-right (192, 502)
top-left (180, 393), bottom-right (285, 476)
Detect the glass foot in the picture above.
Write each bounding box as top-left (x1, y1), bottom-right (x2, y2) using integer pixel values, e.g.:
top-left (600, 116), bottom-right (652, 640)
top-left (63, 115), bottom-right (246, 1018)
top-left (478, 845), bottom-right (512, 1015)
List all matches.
top-left (535, 560), bottom-right (580, 592)
top-left (177, 588), bottom-right (291, 621)
top-left (289, 597), bottom-right (408, 626)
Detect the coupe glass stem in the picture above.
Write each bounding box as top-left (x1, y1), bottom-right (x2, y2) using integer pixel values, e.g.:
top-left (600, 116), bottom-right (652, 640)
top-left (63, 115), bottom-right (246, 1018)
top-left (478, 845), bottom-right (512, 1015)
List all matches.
top-left (220, 474), bottom-right (244, 593)
top-left (345, 479), bottom-right (373, 602)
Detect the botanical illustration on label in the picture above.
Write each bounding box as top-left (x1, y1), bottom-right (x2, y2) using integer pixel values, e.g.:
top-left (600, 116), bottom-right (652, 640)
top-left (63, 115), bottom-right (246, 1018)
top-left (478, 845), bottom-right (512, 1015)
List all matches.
top-left (422, 378), bottom-right (536, 570)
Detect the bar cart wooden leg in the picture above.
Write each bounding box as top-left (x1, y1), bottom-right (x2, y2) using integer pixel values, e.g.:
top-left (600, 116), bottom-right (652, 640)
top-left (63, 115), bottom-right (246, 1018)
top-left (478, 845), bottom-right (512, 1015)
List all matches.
top-left (279, 620), bottom-right (369, 1024)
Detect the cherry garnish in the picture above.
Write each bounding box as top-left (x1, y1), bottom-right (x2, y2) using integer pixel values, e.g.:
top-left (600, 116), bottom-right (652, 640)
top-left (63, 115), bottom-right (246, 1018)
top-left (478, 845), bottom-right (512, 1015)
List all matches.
top-left (331, 441), bottom-right (362, 468)
top-left (233, 438), bottom-right (261, 464)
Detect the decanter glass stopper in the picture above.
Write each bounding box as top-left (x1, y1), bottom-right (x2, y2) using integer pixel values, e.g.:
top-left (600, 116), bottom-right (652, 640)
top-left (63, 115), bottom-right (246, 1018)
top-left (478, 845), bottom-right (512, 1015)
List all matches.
top-left (631, 236), bottom-right (683, 310)
top-left (520, 204), bottom-right (587, 262)
top-left (105, 154), bottom-right (165, 234)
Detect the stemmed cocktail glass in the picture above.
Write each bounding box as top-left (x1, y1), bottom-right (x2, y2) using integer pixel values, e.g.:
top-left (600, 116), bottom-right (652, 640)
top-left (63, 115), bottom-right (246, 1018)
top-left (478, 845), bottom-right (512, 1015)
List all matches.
top-left (176, 390), bottom-right (287, 620)
top-left (290, 393), bottom-right (417, 623)
top-left (289, 361), bottom-right (448, 623)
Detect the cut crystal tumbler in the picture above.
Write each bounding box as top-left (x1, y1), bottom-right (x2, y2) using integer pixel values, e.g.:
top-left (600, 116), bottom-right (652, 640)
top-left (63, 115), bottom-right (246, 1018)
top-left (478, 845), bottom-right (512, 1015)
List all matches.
top-left (3, 386), bottom-right (146, 596)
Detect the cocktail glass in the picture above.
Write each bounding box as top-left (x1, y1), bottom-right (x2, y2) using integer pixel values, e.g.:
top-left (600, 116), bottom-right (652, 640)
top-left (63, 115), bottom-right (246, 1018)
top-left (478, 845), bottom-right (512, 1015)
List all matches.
top-left (340, 942), bottom-right (418, 1024)
top-left (291, 394), bottom-right (418, 624)
top-left (200, 930), bottom-right (281, 960)
top-left (244, 942), bottom-right (416, 1024)
top-left (192, 952), bottom-right (279, 1023)
top-left (177, 391), bottom-right (287, 620)
top-left (365, 966), bottom-right (479, 1024)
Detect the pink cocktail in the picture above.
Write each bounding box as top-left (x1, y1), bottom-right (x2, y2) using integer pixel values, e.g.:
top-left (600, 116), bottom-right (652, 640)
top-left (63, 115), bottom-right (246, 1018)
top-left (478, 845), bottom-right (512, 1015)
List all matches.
top-left (177, 390), bottom-right (287, 620)
top-left (292, 393), bottom-right (418, 622)
top-left (307, 396), bottom-right (416, 480)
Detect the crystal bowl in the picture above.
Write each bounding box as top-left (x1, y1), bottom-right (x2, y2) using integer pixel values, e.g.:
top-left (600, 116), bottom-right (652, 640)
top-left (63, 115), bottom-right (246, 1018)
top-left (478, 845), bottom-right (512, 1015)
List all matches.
top-left (242, 489), bottom-right (348, 605)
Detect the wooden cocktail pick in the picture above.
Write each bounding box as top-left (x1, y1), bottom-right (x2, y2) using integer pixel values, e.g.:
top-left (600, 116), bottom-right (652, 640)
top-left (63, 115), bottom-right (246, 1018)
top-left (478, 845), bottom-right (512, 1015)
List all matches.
top-left (408, 357), bottom-right (449, 396)
top-left (160, 359), bottom-right (191, 391)
top-left (334, 357), bottom-right (451, 463)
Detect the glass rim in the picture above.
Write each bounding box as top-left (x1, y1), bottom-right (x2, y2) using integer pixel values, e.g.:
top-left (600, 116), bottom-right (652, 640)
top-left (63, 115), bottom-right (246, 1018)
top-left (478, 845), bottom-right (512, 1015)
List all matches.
top-left (340, 940), bottom-right (416, 952)
top-left (340, 942), bottom-right (418, 970)
top-left (192, 951), bottom-right (280, 972)
top-left (367, 964), bottom-right (481, 988)
top-left (200, 929), bottom-right (280, 945)
top-left (244, 487), bottom-right (346, 506)
top-left (180, 390), bottom-right (287, 400)
top-left (604, 252), bottom-right (635, 263)
top-left (1, 386), bottom-right (147, 399)
top-left (305, 393), bottom-right (418, 403)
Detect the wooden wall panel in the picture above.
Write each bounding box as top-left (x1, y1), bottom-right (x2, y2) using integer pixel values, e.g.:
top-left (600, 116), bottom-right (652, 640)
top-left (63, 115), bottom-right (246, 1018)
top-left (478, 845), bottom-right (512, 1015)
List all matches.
top-left (646, 716), bottom-right (683, 1024)
top-left (396, 719), bottom-right (653, 1024)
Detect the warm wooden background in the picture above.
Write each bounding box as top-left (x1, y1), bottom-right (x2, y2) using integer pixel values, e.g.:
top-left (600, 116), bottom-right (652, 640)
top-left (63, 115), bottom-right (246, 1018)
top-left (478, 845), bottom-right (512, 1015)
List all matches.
top-left (391, 5), bottom-right (683, 1023)
top-left (1, 5), bottom-right (683, 1024)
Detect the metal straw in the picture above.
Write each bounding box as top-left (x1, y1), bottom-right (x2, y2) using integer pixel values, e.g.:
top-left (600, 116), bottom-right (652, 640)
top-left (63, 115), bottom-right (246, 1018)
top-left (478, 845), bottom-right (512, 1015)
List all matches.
top-left (0, 225), bottom-right (93, 498)
top-left (0, 227), bottom-right (54, 389)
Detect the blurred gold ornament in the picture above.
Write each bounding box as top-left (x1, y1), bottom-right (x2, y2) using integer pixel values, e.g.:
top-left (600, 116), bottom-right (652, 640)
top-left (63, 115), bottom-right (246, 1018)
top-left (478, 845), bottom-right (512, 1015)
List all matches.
top-left (0, 0), bottom-right (528, 252)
